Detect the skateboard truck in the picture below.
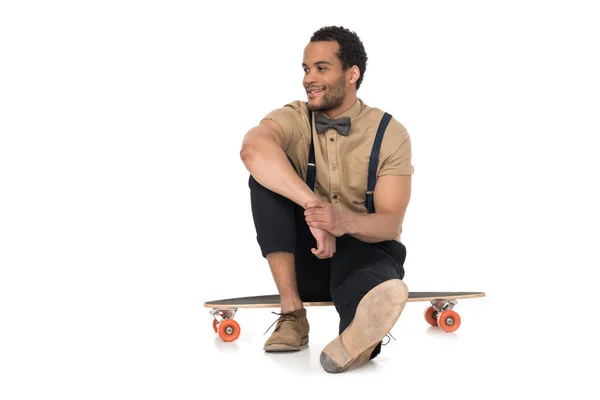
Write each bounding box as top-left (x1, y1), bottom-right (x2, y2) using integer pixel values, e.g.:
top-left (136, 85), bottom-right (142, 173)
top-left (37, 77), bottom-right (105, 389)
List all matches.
top-left (209, 308), bottom-right (238, 321)
top-left (209, 308), bottom-right (241, 342)
top-left (424, 299), bottom-right (462, 332)
top-left (431, 299), bottom-right (457, 312)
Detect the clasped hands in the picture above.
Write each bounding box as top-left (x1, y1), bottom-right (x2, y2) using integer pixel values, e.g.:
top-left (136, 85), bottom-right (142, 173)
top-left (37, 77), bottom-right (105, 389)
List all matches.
top-left (303, 200), bottom-right (349, 259)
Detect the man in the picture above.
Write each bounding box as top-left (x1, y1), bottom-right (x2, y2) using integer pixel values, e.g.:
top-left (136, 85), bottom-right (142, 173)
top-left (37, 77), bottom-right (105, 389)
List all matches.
top-left (240, 26), bottom-right (414, 373)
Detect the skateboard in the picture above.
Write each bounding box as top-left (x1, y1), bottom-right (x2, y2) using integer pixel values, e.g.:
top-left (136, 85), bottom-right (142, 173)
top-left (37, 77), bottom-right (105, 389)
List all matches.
top-left (204, 291), bottom-right (485, 342)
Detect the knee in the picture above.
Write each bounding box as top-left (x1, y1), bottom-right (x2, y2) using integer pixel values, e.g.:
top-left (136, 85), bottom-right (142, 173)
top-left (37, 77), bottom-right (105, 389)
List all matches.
top-left (248, 174), bottom-right (269, 193)
top-left (397, 279), bottom-right (409, 300)
top-left (248, 174), bottom-right (258, 189)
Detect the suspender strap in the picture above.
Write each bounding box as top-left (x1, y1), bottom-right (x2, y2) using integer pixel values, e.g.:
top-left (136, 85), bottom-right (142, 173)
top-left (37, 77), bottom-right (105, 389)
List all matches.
top-left (366, 112), bottom-right (392, 214)
top-left (306, 106), bottom-right (392, 214)
top-left (306, 108), bottom-right (316, 191)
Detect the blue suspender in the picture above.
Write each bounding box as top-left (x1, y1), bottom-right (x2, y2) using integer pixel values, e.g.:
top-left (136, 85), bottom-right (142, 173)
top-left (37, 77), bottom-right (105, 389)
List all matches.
top-left (366, 112), bottom-right (392, 214)
top-left (305, 105), bottom-right (391, 215)
top-left (307, 109), bottom-right (316, 191)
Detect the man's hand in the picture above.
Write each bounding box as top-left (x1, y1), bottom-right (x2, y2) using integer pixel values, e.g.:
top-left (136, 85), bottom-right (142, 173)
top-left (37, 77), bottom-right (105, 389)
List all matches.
top-left (304, 200), bottom-right (349, 237)
top-left (308, 226), bottom-right (336, 259)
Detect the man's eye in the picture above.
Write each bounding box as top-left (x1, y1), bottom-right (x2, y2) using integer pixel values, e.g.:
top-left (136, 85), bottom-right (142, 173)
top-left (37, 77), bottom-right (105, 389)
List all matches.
top-left (318, 67), bottom-right (327, 71)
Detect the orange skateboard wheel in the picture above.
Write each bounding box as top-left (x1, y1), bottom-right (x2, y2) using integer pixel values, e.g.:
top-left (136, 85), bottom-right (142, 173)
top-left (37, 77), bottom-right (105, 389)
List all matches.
top-left (424, 306), bottom-right (438, 326)
top-left (437, 310), bottom-right (461, 332)
top-left (218, 319), bottom-right (241, 342)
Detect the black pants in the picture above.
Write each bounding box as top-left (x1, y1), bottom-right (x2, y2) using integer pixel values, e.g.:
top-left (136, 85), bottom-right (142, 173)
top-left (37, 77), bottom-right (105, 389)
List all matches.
top-left (248, 170), bottom-right (407, 358)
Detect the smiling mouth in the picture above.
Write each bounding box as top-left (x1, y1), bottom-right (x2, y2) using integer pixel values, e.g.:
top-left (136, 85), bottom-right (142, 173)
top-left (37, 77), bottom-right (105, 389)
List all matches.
top-left (307, 87), bottom-right (324, 98)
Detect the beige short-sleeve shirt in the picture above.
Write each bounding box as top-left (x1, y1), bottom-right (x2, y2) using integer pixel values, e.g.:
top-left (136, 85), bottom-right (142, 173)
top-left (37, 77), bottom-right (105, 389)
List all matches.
top-left (262, 98), bottom-right (414, 218)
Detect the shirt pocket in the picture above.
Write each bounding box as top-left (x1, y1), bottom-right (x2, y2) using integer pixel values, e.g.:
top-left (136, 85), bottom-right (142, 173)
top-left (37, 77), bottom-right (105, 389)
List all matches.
top-left (343, 161), bottom-right (370, 206)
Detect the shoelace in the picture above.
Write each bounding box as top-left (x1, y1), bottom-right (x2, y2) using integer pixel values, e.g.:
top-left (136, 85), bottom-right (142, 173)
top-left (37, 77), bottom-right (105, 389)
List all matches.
top-left (263, 311), bottom-right (298, 335)
top-left (381, 332), bottom-right (396, 346)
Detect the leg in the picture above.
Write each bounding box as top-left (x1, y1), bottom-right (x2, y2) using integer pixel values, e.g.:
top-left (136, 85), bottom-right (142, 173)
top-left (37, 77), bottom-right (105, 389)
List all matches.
top-left (320, 236), bottom-right (408, 372)
top-left (248, 156), bottom-right (330, 310)
top-left (248, 161), bottom-right (330, 352)
top-left (332, 238), bottom-right (406, 333)
top-left (248, 173), bottom-right (303, 313)
top-left (292, 203), bottom-right (332, 303)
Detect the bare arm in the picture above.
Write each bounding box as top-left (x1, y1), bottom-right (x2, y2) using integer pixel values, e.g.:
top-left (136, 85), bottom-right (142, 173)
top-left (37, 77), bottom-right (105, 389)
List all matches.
top-left (345, 175), bottom-right (411, 243)
top-left (240, 119), bottom-right (318, 208)
top-left (304, 175), bottom-right (411, 243)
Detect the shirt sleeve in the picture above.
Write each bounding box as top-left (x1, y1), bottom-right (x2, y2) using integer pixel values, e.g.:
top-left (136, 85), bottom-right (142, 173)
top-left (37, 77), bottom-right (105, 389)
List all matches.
top-left (261, 101), bottom-right (307, 153)
top-left (378, 127), bottom-right (415, 176)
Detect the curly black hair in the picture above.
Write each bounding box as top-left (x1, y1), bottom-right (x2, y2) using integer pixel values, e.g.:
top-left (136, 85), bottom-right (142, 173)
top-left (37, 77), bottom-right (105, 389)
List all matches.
top-left (310, 26), bottom-right (368, 90)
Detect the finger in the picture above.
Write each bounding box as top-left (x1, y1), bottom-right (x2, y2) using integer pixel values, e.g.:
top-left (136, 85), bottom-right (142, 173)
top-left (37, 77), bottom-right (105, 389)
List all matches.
top-left (318, 237), bottom-right (331, 259)
top-left (308, 221), bottom-right (330, 232)
top-left (311, 239), bottom-right (325, 258)
top-left (304, 200), bottom-right (322, 209)
top-left (313, 247), bottom-right (327, 259)
top-left (322, 236), bottom-right (332, 258)
top-left (306, 215), bottom-right (327, 224)
top-left (304, 207), bottom-right (326, 216)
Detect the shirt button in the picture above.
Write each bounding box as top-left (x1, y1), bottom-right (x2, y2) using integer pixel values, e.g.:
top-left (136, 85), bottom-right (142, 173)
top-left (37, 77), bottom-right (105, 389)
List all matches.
top-left (331, 166), bottom-right (337, 171)
top-left (333, 194), bottom-right (338, 199)
top-left (329, 138), bottom-right (334, 142)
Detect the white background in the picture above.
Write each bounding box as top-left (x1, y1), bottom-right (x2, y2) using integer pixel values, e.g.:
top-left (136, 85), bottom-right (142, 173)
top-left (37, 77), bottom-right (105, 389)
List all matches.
top-left (1, 0), bottom-right (599, 398)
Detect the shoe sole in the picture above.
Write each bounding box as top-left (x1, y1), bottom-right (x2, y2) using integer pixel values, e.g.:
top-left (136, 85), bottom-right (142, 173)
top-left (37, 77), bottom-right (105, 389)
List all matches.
top-left (264, 335), bottom-right (309, 352)
top-left (320, 279), bottom-right (408, 373)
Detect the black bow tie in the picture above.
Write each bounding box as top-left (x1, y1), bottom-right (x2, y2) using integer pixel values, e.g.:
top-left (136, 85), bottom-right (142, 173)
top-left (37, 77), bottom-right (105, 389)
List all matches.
top-left (315, 114), bottom-right (351, 136)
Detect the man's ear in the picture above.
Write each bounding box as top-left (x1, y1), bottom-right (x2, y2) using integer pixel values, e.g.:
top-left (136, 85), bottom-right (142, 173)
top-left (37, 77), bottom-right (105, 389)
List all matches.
top-left (349, 66), bottom-right (360, 85)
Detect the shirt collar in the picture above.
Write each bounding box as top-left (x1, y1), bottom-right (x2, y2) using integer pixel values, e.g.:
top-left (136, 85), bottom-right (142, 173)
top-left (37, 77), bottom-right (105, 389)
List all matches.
top-left (315, 98), bottom-right (363, 121)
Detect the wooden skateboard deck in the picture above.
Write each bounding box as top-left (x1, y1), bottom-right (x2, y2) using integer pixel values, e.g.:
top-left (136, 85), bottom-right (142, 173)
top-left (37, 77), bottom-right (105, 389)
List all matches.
top-left (205, 291), bottom-right (485, 342)
top-left (204, 292), bottom-right (484, 309)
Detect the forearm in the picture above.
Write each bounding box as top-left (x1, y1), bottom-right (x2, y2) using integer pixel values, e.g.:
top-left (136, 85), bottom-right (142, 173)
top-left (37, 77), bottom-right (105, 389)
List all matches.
top-left (240, 139), bottom-right (318, 208)
top-left (344, 212), bottom-right (403, 243)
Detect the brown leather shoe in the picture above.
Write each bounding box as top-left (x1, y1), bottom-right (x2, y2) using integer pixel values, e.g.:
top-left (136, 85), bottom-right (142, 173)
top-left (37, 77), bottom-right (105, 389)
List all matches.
top-left (263, 308), bottom-right (310, 352)
top-left (320, 279), bottom-right (408, 373)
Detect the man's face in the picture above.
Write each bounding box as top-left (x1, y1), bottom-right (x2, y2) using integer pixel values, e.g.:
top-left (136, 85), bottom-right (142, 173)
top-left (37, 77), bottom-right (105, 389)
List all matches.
top-left (302, 41), bottom-right (348, 112)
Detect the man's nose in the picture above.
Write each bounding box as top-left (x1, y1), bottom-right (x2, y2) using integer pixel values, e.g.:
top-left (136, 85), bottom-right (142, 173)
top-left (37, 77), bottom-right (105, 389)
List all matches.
top-left (304, 70), bottom-right (317, 86)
